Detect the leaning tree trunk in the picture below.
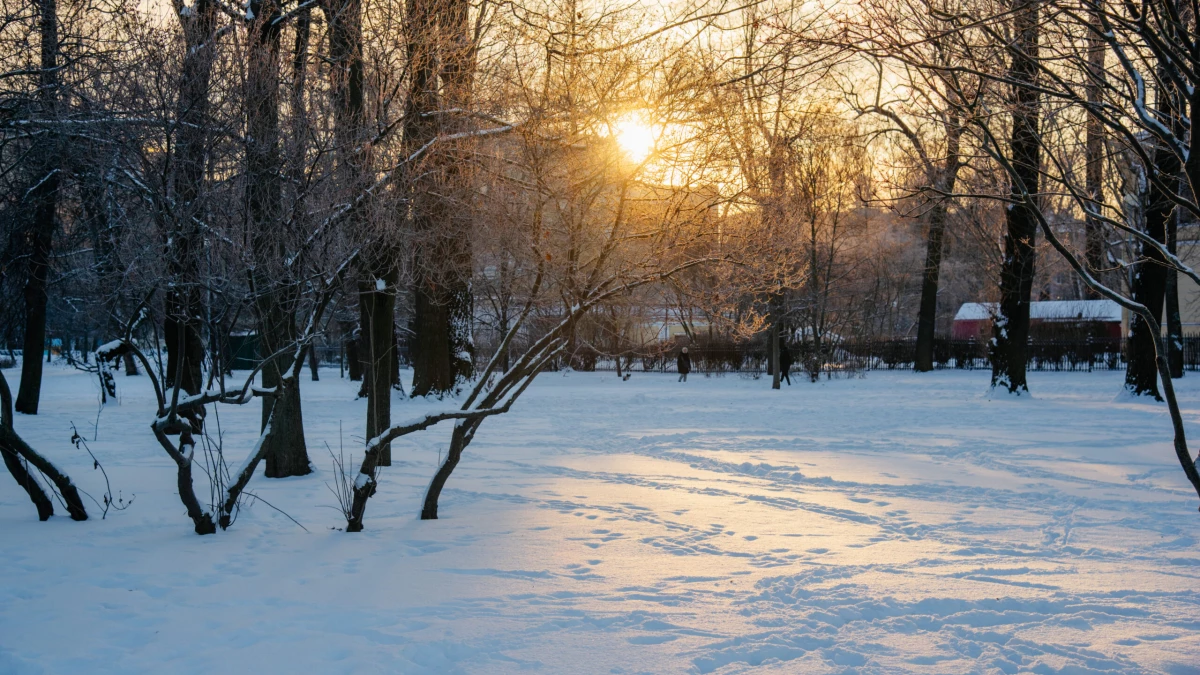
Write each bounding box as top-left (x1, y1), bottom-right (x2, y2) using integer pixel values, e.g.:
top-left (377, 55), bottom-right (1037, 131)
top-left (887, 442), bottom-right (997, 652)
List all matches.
top-left (991, 0), bottom-right (1041, 395)
top-left (421, 420), bottom-right (474, 520)
top-left (1, 371), bottom-right (86, 520)
top-left (1, 371), bottom-right (53, 519)
top-left (15, 0), bottom-right (61, 415)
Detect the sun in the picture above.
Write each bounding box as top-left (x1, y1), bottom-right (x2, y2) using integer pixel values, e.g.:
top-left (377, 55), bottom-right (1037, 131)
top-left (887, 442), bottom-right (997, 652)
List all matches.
top-left (615, 116), bottom-right (656, 163)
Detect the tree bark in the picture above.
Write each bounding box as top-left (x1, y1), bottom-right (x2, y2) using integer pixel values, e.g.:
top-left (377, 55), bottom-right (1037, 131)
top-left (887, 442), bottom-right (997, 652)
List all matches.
top-left (247, 0), bottom-right (311, 477)
top-left (421, 420), bottom-right (473, 520)
top-left (770, 320), bottom-right (781, 390)
top-left (361, 278), bottom-right (396, 465)
top-left (164, 0), bottom-right (217, 398)
top-left (408, 0), bottom-right (475, 397)
top-left (990, 0), bottom-right (1040, 395)
top-left (15, 0), bottom-right (61, 415)
top-left (1, 371), bottom-right (54, 519)
top-left (1083, 1), bottom-right (1106, 294)
top-left (324, 0), bottom-right (396, 462)
top-left (1, 371), bottom-right (87, 520)
top-left (1126, 82), bottom-right (1181, 396)
top-left (914, 118), bottom-right (962, 372)
top-left (1167, 208), bottom-right (1184, 378)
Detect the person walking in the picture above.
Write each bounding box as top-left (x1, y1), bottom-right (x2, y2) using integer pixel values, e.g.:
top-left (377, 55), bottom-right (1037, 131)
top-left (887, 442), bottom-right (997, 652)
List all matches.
top-left (779, 341), bottom-right (793, 386)
top-left (677, 347), bottom-right (692, 382)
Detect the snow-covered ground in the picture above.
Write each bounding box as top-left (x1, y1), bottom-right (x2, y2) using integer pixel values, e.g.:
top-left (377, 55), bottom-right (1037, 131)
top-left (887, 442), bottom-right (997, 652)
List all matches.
top-left (2, 362), bottom-right (1199, 674)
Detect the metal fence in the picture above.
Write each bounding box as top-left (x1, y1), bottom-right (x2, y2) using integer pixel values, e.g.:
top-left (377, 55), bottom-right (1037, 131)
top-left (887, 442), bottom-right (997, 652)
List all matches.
top-left (574, 337), bottom-right (1200, 375)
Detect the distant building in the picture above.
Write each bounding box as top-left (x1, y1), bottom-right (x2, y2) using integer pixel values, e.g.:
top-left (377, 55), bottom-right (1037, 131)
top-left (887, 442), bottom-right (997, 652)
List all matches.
top-left (951, 300), bottom-right (1123, 340)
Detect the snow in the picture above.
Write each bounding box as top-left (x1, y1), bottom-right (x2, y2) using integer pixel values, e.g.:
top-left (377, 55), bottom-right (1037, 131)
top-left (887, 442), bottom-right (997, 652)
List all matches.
top-left (2, 363), bottom-right (1199, 673)
top-left (95, 339), bottom-right (124, 358)
top-left (954, 299), bottom-right (1123, 322)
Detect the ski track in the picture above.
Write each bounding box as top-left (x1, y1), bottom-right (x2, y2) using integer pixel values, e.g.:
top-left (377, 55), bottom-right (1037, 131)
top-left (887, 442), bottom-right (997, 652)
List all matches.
top-left (0, 365), bottom-right (1198, 673)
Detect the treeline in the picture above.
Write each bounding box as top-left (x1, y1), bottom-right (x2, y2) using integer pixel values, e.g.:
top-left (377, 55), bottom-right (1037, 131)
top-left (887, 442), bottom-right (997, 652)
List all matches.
top-left (2, 0), bottom-right (1200, 526)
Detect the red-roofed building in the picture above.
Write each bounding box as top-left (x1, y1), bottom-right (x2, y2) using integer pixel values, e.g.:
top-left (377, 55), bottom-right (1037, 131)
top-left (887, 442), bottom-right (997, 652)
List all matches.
top-left (951, 300), bottom-right (1123, 340)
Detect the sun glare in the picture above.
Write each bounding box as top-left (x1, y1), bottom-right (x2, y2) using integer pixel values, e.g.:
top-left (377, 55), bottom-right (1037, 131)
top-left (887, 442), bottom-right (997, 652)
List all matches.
top-left (615, 117), bottom-right (655, 163)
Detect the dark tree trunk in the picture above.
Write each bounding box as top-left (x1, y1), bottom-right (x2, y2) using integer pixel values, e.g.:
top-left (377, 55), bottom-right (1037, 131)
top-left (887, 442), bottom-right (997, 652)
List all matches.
top-left (0, 437), bottom-right (55, 520)
top-left (1167, 208), bottom-right (1183, 378)
top-left (421, 421), bottom-right (473, 520)
top-left (1126, 202), bottom-right (1170, 396)
top-left (361, 278), bottom-right (396, 465)
top-left (164, 0), bottom-right (217, 398)
top-left (346, 336), bottom-right (362, 380)
top-left (914, 120), bottom-right (962, 373)
top-left (1, 371), bottom-right (86, 520)
top-left (770, 320), bottom-right (781, 390)
top-left (991, 0), bottom-right (1041, 395)
top-left (1126, 80), bottom-right (1181, 396)
top-left (1084, 2), bottom-right (1106, 295)
top-left (408, 0), bottom-right (474, 398)
top-left (1, 371), bottom-right (54, 519)
top-left (15, 0), bottom-right (61, 415)
top-left (263, 375), bottom-right (310, 476)
top-left (325, 0), bottom-right (396, 462)
top-left (914, 203), bottom-right (948, 372)
top-left (913, 190), bottom-right (959, 371)
top-left (247, 0), bottom-right (310, 477)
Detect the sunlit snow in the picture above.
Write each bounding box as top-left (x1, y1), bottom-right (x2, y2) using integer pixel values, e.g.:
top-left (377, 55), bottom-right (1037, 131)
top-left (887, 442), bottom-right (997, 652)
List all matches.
top-left (1, 364), bottom-right (1198, 673)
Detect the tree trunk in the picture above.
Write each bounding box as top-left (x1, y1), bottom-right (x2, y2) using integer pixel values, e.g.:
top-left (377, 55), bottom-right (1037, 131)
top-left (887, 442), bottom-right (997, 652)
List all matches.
top-left (1084, 1), bottom-right (1106, 295)
top-left (346, 335), bottom-right (362, 380)
top-left (1, 371), bottom-right (87, 520)
top-left (914, 117), bottom-right (962, 372)
top-left (324, 0), bottom-right (396, 463)
top-left (770, 321), bottom-right (781, 390)
top-left (408, 0), bottom-right (475, 398)
top-left (15, 0), bottom-right (61, 415)
top-left (1167, 208), bottom-right (1184, 378)
top-left (1, 371), bottom-right (54, 519)
top-left (164, 0), bottom-right (217, 398)
top-left (421, 420), bottom-right (474, 520)
top-left (246, 1), bottom-right (311, 477)
top-left (1126, 82), bottom-right (1180, 396)
top-left (991, 0), bottom-right (1041, 395)
top-left (914, 199), bottom-right (949, 372)
top-left (263, 375), bottom-right (310, 477)
top-left (362, 278), bottom-right (396, 465)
